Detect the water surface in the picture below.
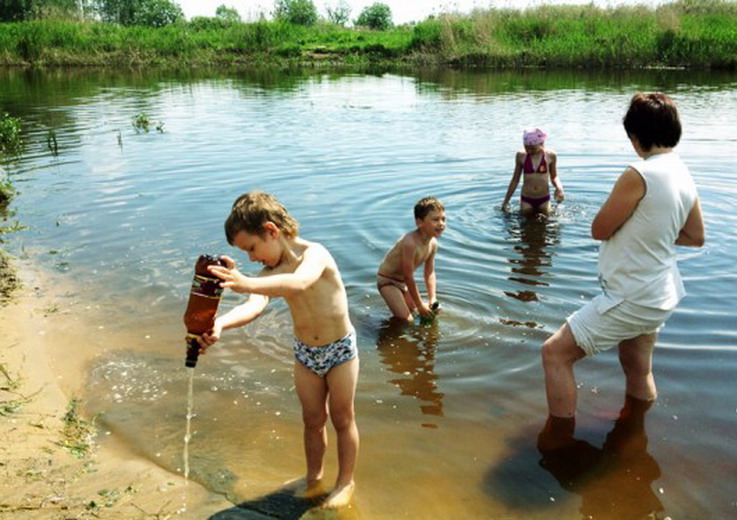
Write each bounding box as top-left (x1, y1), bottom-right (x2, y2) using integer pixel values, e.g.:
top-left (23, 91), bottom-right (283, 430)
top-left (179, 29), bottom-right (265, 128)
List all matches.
top-left (2, 67), bottom-right (736, 519)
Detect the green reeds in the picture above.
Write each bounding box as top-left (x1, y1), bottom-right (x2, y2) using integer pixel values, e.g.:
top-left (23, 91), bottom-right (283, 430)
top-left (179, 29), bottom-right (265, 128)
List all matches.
top-left (0, 1), bottom-right (735, 68)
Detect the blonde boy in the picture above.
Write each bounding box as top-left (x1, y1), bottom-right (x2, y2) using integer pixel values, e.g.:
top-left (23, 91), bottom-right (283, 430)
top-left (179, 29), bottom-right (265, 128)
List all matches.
top-left (198, 191), bottom-right (358, 508)
top-left (377, 197), bottom-right (446, 321)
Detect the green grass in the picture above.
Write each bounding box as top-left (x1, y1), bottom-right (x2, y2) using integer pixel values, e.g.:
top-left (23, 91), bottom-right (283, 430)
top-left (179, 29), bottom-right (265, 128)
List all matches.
top-left (58, 397), bottom-right (96, 458)
top-left (0, 1), bottom-right (735, 68)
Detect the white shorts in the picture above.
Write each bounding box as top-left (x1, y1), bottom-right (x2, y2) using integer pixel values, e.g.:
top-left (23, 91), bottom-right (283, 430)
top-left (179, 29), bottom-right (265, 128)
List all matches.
top-left (567, 294), bottom-right (674, 357)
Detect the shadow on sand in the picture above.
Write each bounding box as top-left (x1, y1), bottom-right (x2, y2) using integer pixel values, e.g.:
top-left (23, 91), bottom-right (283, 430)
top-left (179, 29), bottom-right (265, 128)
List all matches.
top-left (207, 485), bottom-right (328, 520)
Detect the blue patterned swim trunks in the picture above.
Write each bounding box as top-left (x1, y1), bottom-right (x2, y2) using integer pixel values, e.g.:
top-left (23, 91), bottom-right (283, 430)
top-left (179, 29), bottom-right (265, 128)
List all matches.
top-left (294, 330), bottom-right (358, 378)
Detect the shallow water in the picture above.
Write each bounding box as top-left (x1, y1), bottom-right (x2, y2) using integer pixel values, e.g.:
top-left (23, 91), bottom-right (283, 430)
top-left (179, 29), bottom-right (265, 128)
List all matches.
top-left (2, 67), bottom-right (736, 519)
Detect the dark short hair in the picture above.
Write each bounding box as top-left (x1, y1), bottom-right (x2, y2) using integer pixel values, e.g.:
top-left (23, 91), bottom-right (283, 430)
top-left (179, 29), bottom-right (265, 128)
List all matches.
top-left (623, 92), bottom-right (681, 151)
top-left (224, 191), bottom-right (299, 245)
top-left (414, 196), bottom-right (445, 221)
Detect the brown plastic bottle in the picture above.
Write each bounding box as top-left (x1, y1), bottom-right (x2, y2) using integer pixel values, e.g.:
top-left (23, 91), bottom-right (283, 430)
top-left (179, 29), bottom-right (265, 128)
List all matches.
top-left (183, 255), bottom-right (226, 368)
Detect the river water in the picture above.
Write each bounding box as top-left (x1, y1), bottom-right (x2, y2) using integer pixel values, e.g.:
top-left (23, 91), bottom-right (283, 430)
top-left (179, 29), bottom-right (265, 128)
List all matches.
top-left (1, 67), bottom-right (736, 519)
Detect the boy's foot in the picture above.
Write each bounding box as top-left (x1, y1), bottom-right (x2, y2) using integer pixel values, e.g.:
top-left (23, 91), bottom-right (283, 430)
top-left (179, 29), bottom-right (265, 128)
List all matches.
top-left (321, 481), bottom-right (355, 509)
top-left (283, 477), bottom-right (326, 499)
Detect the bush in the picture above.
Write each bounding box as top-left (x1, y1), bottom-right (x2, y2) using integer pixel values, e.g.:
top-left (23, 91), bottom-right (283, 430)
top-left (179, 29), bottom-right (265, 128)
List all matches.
top-left (410, 18), bottom-right (443, 50)
top-left (355, 2), bottom-right (392, 30)
top-left (0, 113), bottom-right (22, 153)
top-left (188, 16), bottom-right (234, 31)
top-left (273, 0), bottom-right (317, 26)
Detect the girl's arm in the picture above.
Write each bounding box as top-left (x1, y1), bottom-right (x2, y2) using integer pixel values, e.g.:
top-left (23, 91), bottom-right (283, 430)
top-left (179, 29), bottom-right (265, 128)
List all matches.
top-left (548, 151), bottom-right (564, 202)
top-left (675, 197), bottom-right (705, 247)
top-left (210, 247), bottom-right (328, 298)
top-left (502, 153), bottom-right (524, 209)
top-left (591, 167), bottom-right (645, 241)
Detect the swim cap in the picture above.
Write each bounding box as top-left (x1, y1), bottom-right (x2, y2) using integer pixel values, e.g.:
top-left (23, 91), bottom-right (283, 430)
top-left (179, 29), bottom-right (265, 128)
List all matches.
top-left (523, 128), bottom-right (547, 147)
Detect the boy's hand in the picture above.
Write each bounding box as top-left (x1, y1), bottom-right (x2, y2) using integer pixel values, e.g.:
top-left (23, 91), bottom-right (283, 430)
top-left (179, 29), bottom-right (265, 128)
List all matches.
top-left (198, 319), bottom-right (223, 352)
top-left (418, 302), bottom-right (434, 319)
top-left (209, 255), bottom-right (251, 293)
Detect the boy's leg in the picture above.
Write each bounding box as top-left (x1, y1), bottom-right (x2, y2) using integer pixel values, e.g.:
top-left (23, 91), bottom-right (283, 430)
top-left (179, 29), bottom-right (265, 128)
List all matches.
top-left (294, 361), bottom-right (329, 486)
top-left (379, 285), bottom-right (413, 321)
top-left (541, 323), bottom-right (586, 418)
top-left (323, 357), bottom-right (359, 507)
top-left (617, 333), bottom-right (657, 402)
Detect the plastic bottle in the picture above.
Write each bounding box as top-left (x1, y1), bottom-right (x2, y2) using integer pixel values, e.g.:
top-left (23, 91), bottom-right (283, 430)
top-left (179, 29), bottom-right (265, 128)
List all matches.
top-left (183, 255), bottom-right (226, 368)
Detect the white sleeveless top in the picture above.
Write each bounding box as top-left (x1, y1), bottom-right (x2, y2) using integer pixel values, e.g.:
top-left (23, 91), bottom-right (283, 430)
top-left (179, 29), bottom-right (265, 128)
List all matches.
top-left (598, 151), bottom-right (697, 310)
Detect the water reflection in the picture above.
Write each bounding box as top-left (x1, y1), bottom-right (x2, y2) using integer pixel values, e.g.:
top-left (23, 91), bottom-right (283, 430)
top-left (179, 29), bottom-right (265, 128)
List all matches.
top-left (538, 396), bottom-right (664, 520)
top-left (502, 212), bottom-right (561, 305)
top-left (375, 319), bottom-right (444, 427)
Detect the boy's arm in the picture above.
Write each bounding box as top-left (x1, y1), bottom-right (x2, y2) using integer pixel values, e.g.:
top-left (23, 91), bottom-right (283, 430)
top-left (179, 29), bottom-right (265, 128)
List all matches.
top-left (423, 242), bottom-right (438, 305)
top-left (210, 248), bottom-right (328, 298)
top-left (591, 167), bottom-right (645, 241)
top-left (401, 236), bottom-right (429, 315)
top-left (502, 153), bottom-right (524, 209)
top-left (549, 151), bottom-right (564, 202)
top-left (675, 197), bottom-right (705, 247)
top-left (199, 293), bottom-right (269, 349)
top-left (218, 294), bottom-right (269, 330)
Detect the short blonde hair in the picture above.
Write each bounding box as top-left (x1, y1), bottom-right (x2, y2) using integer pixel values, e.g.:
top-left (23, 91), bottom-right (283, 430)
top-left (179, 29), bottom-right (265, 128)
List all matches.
top-left (224, 191), bottom-right (299, 245)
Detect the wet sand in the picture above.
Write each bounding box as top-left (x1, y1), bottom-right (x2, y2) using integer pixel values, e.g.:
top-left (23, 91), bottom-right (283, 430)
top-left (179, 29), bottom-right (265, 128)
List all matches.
top-left (0, 265), bottom-right (233, 519)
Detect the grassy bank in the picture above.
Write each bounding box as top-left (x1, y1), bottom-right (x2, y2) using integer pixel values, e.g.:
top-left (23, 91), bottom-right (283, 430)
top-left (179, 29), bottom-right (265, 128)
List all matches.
top-left (0, 1), bottom-right (736, 69)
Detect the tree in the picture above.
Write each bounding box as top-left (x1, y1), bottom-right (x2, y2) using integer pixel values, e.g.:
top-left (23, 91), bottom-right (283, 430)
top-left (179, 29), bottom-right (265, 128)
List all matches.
top-left (215, 3), bottom-right (240, 22)
top-left (0, 0), bottom-right (87, 21)
top-left (131, 0), bottom-right (182, 26)
top-left (93, 0), bottom-right (182, 26)
top-left (325, 0), bottom-right (349, 26)
top-left (0, 0), bottom-right (33, 21)
top-left (355, 2), bottom-right (392, 30)
top-left (273, 0), bottom-right (317, 26)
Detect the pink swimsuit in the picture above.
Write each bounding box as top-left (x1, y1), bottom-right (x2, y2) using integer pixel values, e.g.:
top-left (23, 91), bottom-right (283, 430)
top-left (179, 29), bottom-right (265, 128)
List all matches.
top-left (523, 152), bottom-right (548, 174)
top-left (521, 152), bottom-right (550, 208)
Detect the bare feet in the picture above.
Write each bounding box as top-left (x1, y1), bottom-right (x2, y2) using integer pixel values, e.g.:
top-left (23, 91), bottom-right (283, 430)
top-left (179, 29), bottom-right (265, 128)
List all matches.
top-left (321, 481), bottom-right (355, 509)
top-left (283, 477), bottom-right (326, 499)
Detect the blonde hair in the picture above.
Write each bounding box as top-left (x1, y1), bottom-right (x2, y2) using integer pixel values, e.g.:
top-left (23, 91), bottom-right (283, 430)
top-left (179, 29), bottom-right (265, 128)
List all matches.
top-left (224, 191), bottom-right (299, 245)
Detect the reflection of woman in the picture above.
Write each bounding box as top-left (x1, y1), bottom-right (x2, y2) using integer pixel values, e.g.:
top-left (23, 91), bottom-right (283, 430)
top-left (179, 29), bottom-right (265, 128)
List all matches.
top-left (376, 320), bottom-right (444, 424)
top-left (538, 396), bottom-right (663, 520)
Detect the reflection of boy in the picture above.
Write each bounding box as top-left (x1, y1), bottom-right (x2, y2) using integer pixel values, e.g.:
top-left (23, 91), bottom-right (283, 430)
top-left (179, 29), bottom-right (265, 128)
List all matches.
top-left (198, 191), bottom-right (359, 509)
top-left (541, 93), bottom-right (705, 432)
top-left (377, 197), bottom-right (446, 321)
top-left (502, 128), bottom-right (564, 215)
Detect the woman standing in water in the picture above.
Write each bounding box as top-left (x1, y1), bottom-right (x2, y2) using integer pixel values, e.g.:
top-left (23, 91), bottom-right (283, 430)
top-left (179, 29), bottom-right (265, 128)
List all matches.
top-left (539, 92), bottom-right (705, 448)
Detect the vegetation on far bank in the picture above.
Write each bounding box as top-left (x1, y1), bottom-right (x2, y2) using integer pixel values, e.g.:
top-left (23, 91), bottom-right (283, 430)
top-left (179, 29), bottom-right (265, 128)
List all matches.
top-left (0, 0), bottom-right (735, 69)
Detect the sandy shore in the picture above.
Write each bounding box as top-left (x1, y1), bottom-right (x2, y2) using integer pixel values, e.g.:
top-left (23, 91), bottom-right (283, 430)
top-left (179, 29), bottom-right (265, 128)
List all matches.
top-left (0, 265), bottom-right (235, 519)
